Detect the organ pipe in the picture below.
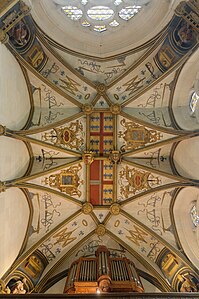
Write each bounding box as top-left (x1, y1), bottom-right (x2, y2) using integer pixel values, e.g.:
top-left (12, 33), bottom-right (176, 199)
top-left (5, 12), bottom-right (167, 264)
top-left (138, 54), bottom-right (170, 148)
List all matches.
top-left (64, 246), bottom-right (144, 294)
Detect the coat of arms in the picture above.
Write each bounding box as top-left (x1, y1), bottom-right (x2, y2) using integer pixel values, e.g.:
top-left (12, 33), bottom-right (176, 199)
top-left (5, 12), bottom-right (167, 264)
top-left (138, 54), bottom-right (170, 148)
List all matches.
top-left (119, 119), bottom-right (162, 152)
top-left (47, 164), bottom-right (83, 197)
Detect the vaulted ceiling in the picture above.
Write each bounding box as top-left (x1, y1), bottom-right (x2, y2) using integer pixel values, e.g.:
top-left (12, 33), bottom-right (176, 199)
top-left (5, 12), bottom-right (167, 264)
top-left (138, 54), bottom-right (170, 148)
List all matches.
top-left (0, 0), bottom-right (199, 294)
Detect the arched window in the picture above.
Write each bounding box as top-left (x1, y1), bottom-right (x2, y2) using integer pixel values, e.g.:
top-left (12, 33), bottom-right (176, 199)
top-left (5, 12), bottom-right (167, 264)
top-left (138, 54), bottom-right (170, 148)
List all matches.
top-left (189, 91), bottom-right (199, 114)
top-left (190, 205), bottom-right (199, 227)
top-left (55, 0), bottom-right (150, 33)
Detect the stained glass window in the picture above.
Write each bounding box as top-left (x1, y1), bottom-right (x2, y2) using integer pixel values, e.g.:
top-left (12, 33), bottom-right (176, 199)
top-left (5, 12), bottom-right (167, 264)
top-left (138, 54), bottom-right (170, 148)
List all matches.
top-left (82, 20), bottom-right (91, 27)
top-left (62, 6), bottom-right (83, 20)
top-left (81, 0), bottom-right (88, 5)
top-left (94, 25), bottom-right (107, 32)
top-left (114, 0), bottom-right (123, 5)
top-left (189, 91), bottom-right (199, 113)
top-left (109, 20), bottom-right (119, 27)
top-left (190, 205), bottom-right (199, 227)
top-left (87, 6), bottom-right (114, 21)
top-left (119, 5), bottom-right (141, 21)
top-left (58, 1), bottom-right (149, 33)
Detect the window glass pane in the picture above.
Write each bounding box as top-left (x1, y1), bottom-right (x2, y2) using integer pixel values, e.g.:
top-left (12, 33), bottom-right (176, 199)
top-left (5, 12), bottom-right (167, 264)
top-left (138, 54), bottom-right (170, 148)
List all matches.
top-left (189, 91), bottom-right (199, 113)
top-left (94, 25), bottom-right (107, 32)
top-left (62, 6), bottom-right (83, 20)
top-left (119, 5), bottom-right (141, 21)
top-left (82, 20), bottom-right (91, 27)
top-left (87, 6), bottom-right (114, 21)
top-left (190, 205), bottom-right (199, 227)
top-left (81, 0), bottom-right (88, 4)
top-left (114, 0), bottom-right (123, 5)
top-left (61, 1), bottom-right (146, 32)
top-left (109, 20), bottom-right (119, 27)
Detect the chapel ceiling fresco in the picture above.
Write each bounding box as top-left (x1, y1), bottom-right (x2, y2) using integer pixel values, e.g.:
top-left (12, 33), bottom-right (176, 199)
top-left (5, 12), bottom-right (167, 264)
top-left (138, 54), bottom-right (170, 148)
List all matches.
top-left (0, 0), bottom-right (199, 294)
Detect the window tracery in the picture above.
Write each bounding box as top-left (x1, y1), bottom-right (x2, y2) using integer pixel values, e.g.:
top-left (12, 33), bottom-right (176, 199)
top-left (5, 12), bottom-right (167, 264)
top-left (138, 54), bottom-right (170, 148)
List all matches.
top-left (190, 205), bottom-right (199, 227)
top-left (189, 91), bottom-right (199, 114)
top-left (55, 0), bottom-right (150, 33)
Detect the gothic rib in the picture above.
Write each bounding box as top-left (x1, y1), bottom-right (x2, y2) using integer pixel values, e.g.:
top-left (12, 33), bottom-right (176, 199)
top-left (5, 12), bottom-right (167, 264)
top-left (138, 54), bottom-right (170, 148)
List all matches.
top-left (19, 64), bottom-right (35, 130)
top-left (120, 52), bottom-right (194, 108)
top-left (120, 110), bottom-right (191, 135)
top-left (11, 48), bottom-right (83, 108)
top-left (16, 188), bottom-right (34, 257)
top-left (34, 229), bottom-right (97, 293)
top-left (122, 158), bottom-right (193, 184)
top-left (38, 19), bottom-right (166, 62)
top-left (13, 183), bottom-right (82, 207)
top-left (106, 30), bottom-right (168, 89)
top-left (120, 209), bottom-right (198, 274)
top-left (17, 111), bottom-right (84, 135)
top-left (169, 186), bottom-right (199, 275)
top-left (2, 209), bottom-right (82, 281)
top-left (35, 25), bottom-right (97, 89)
top-left (91, 93), bottom-right (101, 106)
top-left (137, 269), bottom-right (168, 292)
top-left (121, 132), bottom-right (199, 158)
top-left (120, 111), bottom-right (195, 135)
top-left (9, 157), bottom-right (82, 184)
top-left (39, 269), bottom-right (68, 293)
top-left (5, 131), bottom-right (82, 157)
top-left (106, 230), bottom-right (172, 292)
top-left (120, 182), bottom-right (194, 206)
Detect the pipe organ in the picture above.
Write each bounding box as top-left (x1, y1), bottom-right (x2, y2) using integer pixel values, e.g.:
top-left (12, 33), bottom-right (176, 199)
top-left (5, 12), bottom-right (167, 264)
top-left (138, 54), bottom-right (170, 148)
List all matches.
top-left (64, 246), bottom-right (144, 294)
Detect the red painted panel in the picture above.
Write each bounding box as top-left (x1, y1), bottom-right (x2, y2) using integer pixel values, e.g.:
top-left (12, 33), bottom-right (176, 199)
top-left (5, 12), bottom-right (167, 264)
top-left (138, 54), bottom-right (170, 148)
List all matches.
top-left (90, 185), bottom-right (100, 205)
top-left (90, 160), bottom-right (100, 180)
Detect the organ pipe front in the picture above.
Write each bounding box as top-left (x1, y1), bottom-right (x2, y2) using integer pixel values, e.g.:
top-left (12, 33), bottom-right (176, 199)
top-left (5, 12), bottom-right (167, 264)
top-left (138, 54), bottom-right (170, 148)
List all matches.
top-left (64, 246), bottom-right (144, 294)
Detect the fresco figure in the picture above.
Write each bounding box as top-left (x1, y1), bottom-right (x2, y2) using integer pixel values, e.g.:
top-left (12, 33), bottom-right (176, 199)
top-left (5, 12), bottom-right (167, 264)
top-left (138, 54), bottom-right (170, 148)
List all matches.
top-left (7, 278), bottom-right (27, 294)
top-left (178, 23), bottom-right (193, 44)
top-left (180, 274), bottom-right (199, 292)
top-left (9, 20), bottom-right (29, 47)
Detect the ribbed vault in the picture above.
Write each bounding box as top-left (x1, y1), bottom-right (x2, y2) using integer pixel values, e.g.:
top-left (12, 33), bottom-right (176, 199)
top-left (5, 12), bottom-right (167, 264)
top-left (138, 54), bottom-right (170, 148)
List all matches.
top-left (0, 0), bottom-right (199, 295)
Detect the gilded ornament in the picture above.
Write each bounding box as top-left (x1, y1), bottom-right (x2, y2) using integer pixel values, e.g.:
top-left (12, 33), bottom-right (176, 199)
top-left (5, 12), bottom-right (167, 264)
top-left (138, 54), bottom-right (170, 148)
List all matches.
top-left (178, 272), bottom-right (199, 292)
top-left (0, 0), bottom-right (13, 10)
top-left (96, 224), bottom-right (106, 236)
top-left (0, 181), bottom-right (6, 193)
top-left (19, 1), bottom-right (31, 15)
top-left (110, 104), bottom-right (121, 114)
top-left (119, 166), bottom-right (161, 198)
top-left (97, 83), bottom-right (106, 95)
top-left (27, 46), bottom-right (45, 69)
top-left (82, 203), bottom-right (93, 215)
top-left (47, 164), bottom-right (83, 197)
top-left (119, 119), bottom-right (162, 152)
top-left (110, 203), bottom-right (120, 215)
top-left (0, 279), bottom-right (10, 294)
top-left (0, 125), bottom-right (6, 135)
top-left (114, 220), bottom-right (120, 227)
top-left (82, 151), bottom-right (94, 165)
top-left (0, 29), bottom-right (8, 43)
top-left (109, 150), bottom-right (121, 164)
top-left (82, 104), bottom-right (93, 115)
top-left (42, 120), bottom-right (84, 150)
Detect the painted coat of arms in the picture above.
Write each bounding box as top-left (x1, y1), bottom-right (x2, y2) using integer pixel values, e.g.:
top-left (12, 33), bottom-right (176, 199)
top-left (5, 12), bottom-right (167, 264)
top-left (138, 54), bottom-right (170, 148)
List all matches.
top-left (119, 119), bottom-right (162, 152)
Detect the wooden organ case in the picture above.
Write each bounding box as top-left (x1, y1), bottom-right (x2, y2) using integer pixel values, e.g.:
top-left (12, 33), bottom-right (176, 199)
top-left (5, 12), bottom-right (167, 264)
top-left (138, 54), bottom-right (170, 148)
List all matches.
top-left (64, 246), bottom-right (144, 294)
